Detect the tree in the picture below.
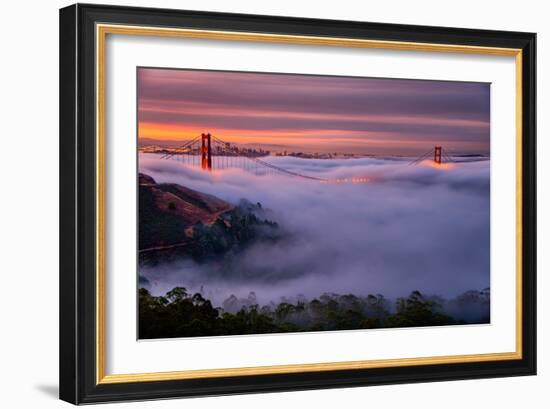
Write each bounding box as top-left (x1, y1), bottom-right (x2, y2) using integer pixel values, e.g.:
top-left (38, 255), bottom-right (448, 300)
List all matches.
top-left (166, 287), bottom-right (188, 302)
top-left (386, 291), bottom-right (454, 328)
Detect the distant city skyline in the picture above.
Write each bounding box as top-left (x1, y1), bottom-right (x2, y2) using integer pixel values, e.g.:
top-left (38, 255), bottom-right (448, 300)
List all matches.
top-left (138, 68), bottom-right (490, 156)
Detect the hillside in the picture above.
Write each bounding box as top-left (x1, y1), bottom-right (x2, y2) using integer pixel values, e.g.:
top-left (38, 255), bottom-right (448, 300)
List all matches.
top-left (139, 173), bottom-right (233, 250)
top-left (139, 173), bottom-right (280, 265)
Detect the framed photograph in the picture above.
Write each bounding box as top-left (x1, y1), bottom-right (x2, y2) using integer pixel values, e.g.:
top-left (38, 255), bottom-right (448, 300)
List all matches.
top-left (59, 3), bottom-right (536, 404)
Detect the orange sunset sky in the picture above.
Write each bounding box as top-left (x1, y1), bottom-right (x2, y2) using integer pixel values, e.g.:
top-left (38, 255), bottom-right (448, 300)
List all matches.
top-left (137, 68), bottom-right (490, 155)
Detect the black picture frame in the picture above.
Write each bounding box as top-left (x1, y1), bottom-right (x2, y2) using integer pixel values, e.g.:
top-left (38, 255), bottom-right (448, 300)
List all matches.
top-left (60, 3), bottom-right (536, 404)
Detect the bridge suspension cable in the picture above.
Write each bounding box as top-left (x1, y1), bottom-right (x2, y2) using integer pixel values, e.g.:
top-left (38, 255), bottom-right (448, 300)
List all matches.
top-left (160, 135), bottom-right (202, 159)
top-left (409, 146), bottom-right (455, 166)
top-left (155, 133), bottom-right (456, 183)
top-left (408, 149), bottom-right (434, 166)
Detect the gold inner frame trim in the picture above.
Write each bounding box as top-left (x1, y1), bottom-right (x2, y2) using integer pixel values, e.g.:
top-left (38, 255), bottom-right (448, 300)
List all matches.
top-left (95, 23), bottom-right (523, 385)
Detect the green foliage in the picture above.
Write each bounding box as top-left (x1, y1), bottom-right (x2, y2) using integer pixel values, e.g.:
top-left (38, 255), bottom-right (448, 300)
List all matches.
top-left (139, 181), bottom-right (281, 266)
top-left (186, 201), bottom-right (280, 262)
top-left (386, 291), bottom-right (454, 328)
top-left (138, 287), bottom-right (460, 339)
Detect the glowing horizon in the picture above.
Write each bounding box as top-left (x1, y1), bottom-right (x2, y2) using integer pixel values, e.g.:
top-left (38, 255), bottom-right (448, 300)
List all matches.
top-left (137, 68), bottom-right (490, 155)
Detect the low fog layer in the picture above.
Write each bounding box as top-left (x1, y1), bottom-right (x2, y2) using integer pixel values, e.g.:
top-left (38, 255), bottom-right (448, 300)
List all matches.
top-left (139, 154), bottom-right (490, 307)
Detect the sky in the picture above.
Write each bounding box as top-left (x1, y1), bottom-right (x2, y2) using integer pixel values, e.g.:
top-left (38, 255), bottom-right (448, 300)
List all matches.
top-left (137, 68), bottom-right (490, 156)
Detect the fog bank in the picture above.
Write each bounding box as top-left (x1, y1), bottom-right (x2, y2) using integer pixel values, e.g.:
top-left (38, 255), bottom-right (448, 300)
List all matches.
top-left (139, 153), bottom-right (490, 306)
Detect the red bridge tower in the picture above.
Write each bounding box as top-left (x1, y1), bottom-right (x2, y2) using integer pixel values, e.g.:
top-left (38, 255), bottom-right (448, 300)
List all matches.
top-left (434, 146), bottom-right (442, 164)
top-left (201, 133), bottom-right (212, 170)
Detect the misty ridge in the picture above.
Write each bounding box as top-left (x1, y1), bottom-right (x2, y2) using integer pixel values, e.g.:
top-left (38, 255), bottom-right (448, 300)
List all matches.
top-left (138, 285), bottom-right (490, 339)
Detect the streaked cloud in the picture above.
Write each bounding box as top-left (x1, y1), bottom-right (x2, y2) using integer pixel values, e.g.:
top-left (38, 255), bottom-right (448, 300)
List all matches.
top-left (138, 68), bottom-right (490, 155)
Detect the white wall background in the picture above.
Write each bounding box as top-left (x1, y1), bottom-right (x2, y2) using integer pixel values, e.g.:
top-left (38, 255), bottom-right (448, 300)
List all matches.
top-left (0, 0), bottom-right (546, 407)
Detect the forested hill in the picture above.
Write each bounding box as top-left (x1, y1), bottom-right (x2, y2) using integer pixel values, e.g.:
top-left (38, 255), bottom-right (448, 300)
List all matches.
top-left (138, 287), bottom-right (490, 339)
top-left (139, 173), bottom-right (281, 265)
top-left (139, 173), bottom-right (233, 249)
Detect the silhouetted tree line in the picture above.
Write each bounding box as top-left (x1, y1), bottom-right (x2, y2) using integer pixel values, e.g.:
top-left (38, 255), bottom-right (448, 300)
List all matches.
top-left (138, 287), bottom-right (489, 339)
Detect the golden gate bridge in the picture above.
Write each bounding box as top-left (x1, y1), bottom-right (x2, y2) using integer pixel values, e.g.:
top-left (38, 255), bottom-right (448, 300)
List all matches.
top-left (152, 133), bottom-right (456, 183)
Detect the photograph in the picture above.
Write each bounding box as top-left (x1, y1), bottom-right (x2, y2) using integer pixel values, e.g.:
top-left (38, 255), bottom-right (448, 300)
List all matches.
top-left (53, 2), bottom-right (536, 405)
top-left (137, 68), bottom-right (491, 339)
